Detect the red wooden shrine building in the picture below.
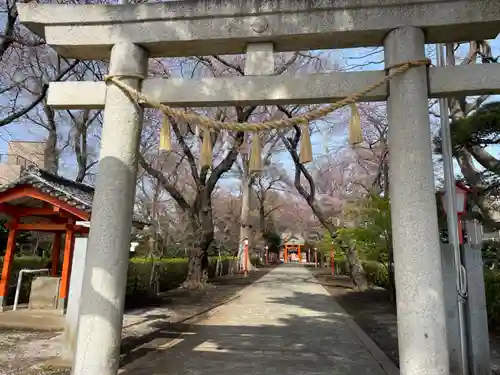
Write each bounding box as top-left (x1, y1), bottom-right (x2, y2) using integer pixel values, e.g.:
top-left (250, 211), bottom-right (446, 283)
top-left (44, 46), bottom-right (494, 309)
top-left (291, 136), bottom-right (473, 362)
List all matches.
top-left (0, 165), bottom-right (142, 310)
top-left (280, 234), bottom-right (306, 263)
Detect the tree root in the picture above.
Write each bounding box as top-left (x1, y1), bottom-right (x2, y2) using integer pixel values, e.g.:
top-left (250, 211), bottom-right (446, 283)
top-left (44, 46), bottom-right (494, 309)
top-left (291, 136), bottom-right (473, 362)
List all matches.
top-left (181, 280), bottom-right (215, 291)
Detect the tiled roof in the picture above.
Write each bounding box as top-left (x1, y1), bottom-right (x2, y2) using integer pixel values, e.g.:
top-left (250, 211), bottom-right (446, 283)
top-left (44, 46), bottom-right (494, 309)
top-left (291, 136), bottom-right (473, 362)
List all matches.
top-left (281, 233), bottom-right (305, 246)
top-left (0, 165), bottom-right (147, 225)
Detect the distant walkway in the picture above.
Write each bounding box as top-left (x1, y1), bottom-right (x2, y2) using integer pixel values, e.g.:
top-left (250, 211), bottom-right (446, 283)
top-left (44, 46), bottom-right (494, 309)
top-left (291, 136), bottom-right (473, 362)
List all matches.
top-left (120, 265), bottom-right (398, 375)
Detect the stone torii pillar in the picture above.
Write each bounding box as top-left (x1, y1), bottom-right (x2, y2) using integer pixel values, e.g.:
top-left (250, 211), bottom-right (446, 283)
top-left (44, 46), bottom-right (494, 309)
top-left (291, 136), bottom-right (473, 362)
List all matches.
top-left (385, 27), bottom-right (449, 375)
top-left (71, 43), bottom-right (148, 375)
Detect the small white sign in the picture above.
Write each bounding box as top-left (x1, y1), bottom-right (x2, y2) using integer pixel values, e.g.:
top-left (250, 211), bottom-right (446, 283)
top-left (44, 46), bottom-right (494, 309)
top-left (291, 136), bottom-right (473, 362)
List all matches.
top-left (130, 242), bottom-right (139, 252)
top-left (76, 221), bottom-right (91, 228)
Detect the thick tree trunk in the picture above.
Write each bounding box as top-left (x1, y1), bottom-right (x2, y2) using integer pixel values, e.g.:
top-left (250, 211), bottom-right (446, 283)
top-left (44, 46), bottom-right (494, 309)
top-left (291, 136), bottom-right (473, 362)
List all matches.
top-left (74, 122), bottom-right (88, 183)
top-left (183, 242), bottom-right (209, 289)
top-left (259, 196), bottom-right (266, 235)
top-left (44, 130), bottom-right (58, 174)
top-left (343, 244), bottom-right (368, 291)
top-left (330, 232), bottom-right (367, 290)
top-left (310, 200), bottom-right (368, 290)
top-left (43, 105), bottom-right (59, 174)
top-left (183, 195), bottom-right (214, 289)
top-left (0, 3), bottom-right (17, 61)
top-left (340, 246), bottom-right (366, 288)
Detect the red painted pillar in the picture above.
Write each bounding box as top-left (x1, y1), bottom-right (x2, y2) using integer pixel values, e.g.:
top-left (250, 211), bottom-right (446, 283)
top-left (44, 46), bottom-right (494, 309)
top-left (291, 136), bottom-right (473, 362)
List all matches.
top-left (59, 224), bottom-right (75, 309)
top-left (458, 215), bottom-right (464, 245)
top-left (243, 239), bottom-right (249, 277)
top-left (331, 249), bottom-right (335, 276)
top-left (51, 233), bottom-right (62, 277)
top-left (0, 219), bottom-right (18, 309)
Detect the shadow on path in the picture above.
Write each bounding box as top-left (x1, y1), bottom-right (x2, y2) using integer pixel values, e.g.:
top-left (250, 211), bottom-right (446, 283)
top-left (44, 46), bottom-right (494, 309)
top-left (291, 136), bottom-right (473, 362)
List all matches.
top-left (119, 270), bottom-right (269, 367)
top-left (119, 266), bottom-right (393, 375)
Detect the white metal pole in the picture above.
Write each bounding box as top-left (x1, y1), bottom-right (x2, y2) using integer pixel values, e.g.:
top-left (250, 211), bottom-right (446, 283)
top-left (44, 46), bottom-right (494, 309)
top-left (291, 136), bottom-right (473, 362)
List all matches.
top-left (13, 268), bottom-right (50, 311)
top-left (436, 42), bottom-right (470, 375)
top-left (13, 270), bottom-right (24, 311)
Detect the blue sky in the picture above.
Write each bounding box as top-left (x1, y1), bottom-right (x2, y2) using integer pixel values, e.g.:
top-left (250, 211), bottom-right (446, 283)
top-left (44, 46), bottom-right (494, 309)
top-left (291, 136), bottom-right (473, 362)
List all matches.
top-left (1, 36), bottom-right (499, 183)
top-left (273, 39), bottom-right (500, 177)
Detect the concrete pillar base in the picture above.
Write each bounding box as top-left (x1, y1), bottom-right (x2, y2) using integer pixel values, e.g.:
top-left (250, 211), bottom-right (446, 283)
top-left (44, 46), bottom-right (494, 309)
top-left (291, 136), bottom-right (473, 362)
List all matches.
top-left (43, 357), bottom-right (72, 370)
top-left (441, 243), bottom-right (461, 374)
top-left (463, 242), bottom-right (491, 375)
top-left (0, 296), bottom-right (6, 312)
top-left (57, 298), bottom-right (66, 311)
top-left (61, 237), bottom-right (88, 363)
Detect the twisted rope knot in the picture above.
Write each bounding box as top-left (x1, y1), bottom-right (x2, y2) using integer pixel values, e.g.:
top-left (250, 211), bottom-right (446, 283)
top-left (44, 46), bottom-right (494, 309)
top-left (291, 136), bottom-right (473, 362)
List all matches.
top-left (103, 58), bottom-right (431, 133)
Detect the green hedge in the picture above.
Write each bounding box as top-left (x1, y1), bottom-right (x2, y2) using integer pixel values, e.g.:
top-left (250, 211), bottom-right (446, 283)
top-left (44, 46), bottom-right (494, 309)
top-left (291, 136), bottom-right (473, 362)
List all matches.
top-left (0, 255), bottom-right (241, 308)
top-left (126, 256), bottom-right (239, 297)
top-left (334, 259), bottom-right (389, 289)
top-left (484, 270), bottom-right (500, 330)
top-left (337, 259), bottom-right (500, 331)
top-left (361, 261), bottom-right (390, 289)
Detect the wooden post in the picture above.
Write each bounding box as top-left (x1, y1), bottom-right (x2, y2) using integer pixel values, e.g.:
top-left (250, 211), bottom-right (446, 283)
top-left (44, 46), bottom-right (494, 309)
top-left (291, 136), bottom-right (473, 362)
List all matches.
top-left (297, 245), bottom-right (301, 263)
top-left (59, 224), bottom-right (75, 310)
top-left (284, 246), bottom-right (288, 263)
top-left (314, 250), bottom-right (318, 268)
top-left (51, 233), bottom-right (62, 277)
top-left (0, 219), bottom-right (18, 309)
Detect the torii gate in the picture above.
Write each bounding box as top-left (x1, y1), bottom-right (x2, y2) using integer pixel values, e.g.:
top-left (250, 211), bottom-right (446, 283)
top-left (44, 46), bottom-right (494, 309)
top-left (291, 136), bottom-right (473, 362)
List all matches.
top-left (17, 1), bottom-right (500, 375)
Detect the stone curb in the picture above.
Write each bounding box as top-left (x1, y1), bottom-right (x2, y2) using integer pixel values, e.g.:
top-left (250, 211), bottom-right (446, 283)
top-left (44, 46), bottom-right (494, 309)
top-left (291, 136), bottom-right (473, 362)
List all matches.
top-left (338, 302), bottom-right (400, 375)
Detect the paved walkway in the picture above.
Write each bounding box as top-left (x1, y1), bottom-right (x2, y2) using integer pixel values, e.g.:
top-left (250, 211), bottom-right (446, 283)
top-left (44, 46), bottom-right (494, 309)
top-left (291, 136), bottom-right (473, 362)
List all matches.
top-left (120, 265), bottom-right (398, 375)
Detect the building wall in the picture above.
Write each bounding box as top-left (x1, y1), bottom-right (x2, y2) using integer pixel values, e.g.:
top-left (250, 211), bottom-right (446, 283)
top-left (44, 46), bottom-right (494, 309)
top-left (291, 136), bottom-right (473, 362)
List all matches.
top-left (0, 141), bottom-right (46, 184)
top-left (7, 141), bottom-right (45, 167)
top-left (0, 164), bottom-right (22, 185)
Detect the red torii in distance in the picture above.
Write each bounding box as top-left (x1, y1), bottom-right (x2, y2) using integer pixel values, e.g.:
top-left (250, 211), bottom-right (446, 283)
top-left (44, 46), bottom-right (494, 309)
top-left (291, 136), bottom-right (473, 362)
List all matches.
top-left (0, 169), bottom-right (92, 310)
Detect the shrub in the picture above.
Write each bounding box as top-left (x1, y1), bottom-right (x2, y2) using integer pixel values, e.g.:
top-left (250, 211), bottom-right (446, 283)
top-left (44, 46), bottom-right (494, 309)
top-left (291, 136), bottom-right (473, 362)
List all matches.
top-left (250, 254), bottom-right (262, 268)
top-left (484, 270), bottom-right (500, 330)
top-left (127, 256), bottom-right (239, 296)
top-left (128, 257), bottom-right (188, 294)
top-left (1, 255), bottom-right (239, 308)
top-left (334, 259), bottom-right (350, 276)
top-left (339, 259), bottom-right (500, 331)
top-left (362, 261), bottom-right (389, 289)
top-left (334, 259), bottom-right (389, 289)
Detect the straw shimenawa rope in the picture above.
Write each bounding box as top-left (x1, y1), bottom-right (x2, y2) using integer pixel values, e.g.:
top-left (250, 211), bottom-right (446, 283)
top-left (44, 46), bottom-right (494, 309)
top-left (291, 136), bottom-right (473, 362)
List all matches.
top-left (104, 58), bottom-right (430, 168)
